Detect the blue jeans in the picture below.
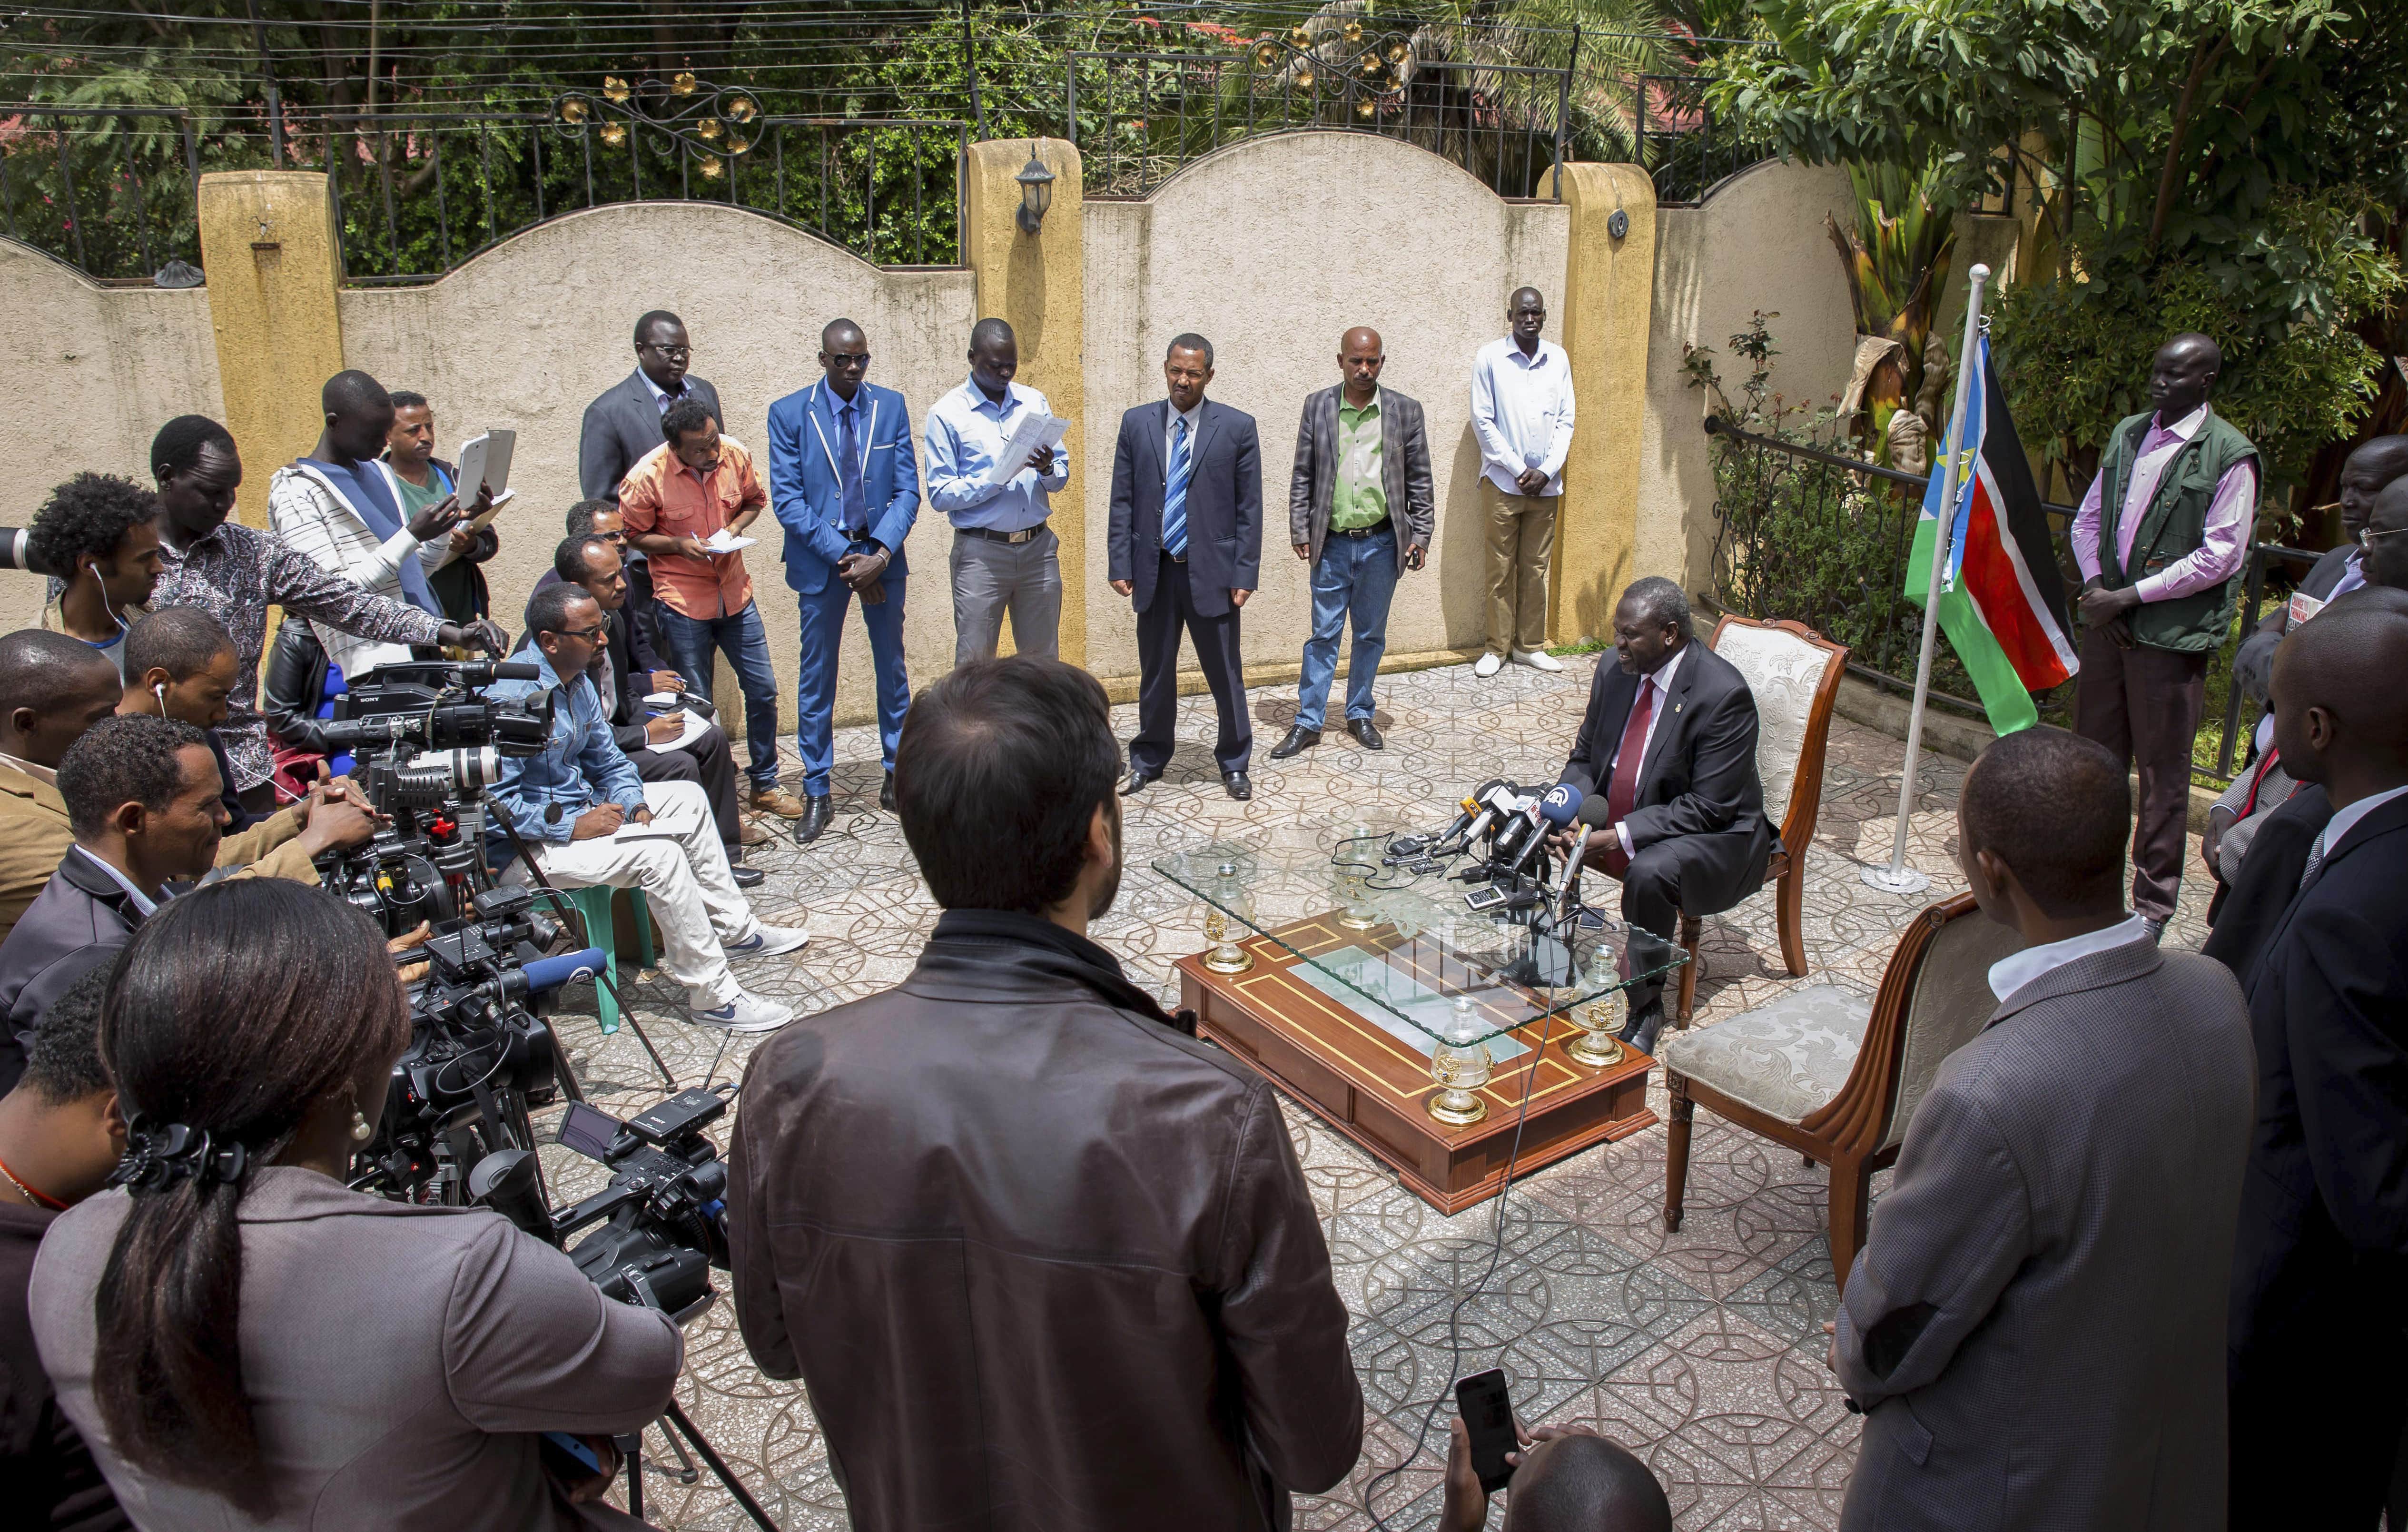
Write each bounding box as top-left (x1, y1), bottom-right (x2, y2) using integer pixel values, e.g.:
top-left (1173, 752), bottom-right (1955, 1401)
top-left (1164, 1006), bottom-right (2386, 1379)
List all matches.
top-left (655, 600), bottom-right (781, 791)
top-left (1294, 524), bottom-right (1400, 732)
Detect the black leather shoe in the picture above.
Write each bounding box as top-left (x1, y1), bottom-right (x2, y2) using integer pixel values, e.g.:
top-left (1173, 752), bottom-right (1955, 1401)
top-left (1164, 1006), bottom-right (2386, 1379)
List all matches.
top-left (731, 864), bottom-right (766, 889)
top-left (1223, 771), bottom-right (1253, 801)
top-left (1269, 726), bottom-right (1321, 760)
top-left (793, 794), bottom-right (834, 844)
top-left (1346, 718), bottom-right (1385, 750)
top-left (1121, 765), bottom-right (1161, 796)
top-left (1620, 1001), bottom-right (1665, 1058)
top-left (879, 769), bottom-right (896, 811)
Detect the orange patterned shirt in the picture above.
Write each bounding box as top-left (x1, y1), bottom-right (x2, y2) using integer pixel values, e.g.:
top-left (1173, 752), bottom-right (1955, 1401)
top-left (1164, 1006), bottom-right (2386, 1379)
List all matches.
top-left (617, 437), bottom-right (767, 617)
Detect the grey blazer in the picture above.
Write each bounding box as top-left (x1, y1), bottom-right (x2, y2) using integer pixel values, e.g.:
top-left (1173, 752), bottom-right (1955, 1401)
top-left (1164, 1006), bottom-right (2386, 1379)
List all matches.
top-left (31, 1166), bottom-right (683, 1530)
top-left (1834, 938), bottom-right (2254, 1532)
top-left (1286, 384), bottom-right (1435, 565)
top-left (578, 369), bottom-right (726, 503)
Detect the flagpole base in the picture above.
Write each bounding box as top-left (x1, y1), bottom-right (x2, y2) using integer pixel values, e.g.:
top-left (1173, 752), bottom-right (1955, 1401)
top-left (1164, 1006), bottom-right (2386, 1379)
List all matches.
top-left (1860, 863), bottom-right (1933, 896)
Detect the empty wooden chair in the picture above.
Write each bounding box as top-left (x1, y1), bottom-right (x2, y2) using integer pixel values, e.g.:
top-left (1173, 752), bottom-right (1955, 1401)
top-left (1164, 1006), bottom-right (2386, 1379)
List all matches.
top-left (1658, 892), bottom-right (2020, 1290)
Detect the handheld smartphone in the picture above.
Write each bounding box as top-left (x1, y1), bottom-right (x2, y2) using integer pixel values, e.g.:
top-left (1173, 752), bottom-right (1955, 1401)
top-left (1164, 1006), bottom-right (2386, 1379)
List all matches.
top-left (1455, 1368), bottom-right (1518, 1493)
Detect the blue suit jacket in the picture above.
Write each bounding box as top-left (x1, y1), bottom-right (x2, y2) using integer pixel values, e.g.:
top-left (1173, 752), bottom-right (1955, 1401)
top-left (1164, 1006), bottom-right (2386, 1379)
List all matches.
top-left (767, 379), bottom-right (920, 596)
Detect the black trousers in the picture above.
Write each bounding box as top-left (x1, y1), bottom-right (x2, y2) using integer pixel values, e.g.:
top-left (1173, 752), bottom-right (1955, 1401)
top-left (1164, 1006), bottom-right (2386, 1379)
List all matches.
top-left (624, 556), bottom-right (670, 669)
top-left (2072, 628), bottom-right (2208, 921)
top-left (631, 723), bottom-right (743, 849)
top-left (1132, 553), bottom-right (1251, 776)
top-left (1608, 825), bottom-right (1769, 1017)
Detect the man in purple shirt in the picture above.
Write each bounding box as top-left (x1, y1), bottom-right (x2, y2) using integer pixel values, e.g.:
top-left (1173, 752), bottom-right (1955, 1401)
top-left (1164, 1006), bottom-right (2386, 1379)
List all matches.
top-left (2070, 333), bottom-right (2258, 935)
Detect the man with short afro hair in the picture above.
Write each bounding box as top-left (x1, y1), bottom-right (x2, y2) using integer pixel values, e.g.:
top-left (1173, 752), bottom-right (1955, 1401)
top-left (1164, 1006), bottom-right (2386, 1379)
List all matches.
top-left (31, 473), bottom-right (162, 676)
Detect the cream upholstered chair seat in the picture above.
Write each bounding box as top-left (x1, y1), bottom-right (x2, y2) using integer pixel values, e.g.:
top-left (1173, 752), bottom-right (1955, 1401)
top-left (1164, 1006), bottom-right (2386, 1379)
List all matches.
top-left (1655, 985), bottom-right (1871, 1125)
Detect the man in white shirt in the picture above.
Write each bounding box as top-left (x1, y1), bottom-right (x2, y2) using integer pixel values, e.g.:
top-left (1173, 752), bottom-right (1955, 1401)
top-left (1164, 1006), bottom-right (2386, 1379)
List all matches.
top-left (923, 319), bottom-right (1068, 666)
top-left (1468, 287), bottom-right (1575, 678)
top-left (2069, 333), bottom-right (2257, 935)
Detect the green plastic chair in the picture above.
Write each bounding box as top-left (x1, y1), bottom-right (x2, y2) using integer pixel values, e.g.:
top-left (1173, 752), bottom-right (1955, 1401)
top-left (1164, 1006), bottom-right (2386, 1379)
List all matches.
top-left (558, 885), bottom-right (654, 1034)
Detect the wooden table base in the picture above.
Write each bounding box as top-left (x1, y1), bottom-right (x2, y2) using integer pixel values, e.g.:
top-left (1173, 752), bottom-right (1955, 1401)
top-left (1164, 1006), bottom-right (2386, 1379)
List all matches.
top-left (1177, 914), bottom-right (1657, 1214)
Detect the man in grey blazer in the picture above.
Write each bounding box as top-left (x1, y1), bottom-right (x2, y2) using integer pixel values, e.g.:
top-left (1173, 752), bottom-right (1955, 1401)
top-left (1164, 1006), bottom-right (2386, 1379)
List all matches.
top-left (1833, 725), bottom-right (2253, 1532)
top-left (577, 309), bottom-right (726, 658)
top-left (1271, 327), bottom-right (1434, 758)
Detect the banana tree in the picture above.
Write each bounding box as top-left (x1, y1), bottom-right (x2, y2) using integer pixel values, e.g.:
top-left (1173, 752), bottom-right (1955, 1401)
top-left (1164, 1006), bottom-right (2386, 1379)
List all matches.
top-left (1827, 158), bottom-right (1958, 466)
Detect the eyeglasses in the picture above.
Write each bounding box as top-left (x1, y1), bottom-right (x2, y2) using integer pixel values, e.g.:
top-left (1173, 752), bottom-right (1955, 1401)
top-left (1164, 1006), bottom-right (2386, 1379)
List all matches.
top-left (550, 622), bottom-right (609, 642)
top-left (642, 344), bottom-right (692, 361)
top-left (2360, 525), bottom-right (2407, 548)
top-left (824, 352), bottom-right (871, 368)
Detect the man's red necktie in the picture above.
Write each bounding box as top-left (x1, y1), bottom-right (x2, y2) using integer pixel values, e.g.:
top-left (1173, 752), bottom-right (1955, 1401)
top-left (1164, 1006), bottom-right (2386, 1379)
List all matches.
top-left (1599, 677), bottom-right (1656, 877)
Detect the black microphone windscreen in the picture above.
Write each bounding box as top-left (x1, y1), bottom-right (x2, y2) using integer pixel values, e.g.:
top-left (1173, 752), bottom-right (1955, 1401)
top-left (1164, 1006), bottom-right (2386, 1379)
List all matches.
top-left (491, 661), bottom-right (542, 681)
top-left (1577, 795), bottom-right (1615, 827)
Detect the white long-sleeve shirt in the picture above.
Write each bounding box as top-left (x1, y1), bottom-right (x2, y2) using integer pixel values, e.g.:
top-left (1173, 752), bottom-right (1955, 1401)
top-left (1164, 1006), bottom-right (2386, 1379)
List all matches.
top-left (1469, 336), bottom-right (1575, 497)
top-left (2069, 405), bottom-right (2255, 602)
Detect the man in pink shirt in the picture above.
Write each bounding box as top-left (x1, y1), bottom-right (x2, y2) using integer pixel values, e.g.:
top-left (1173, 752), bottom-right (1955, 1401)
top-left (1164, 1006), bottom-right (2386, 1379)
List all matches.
top-left (2070, 332), bottom-right (2258, 934)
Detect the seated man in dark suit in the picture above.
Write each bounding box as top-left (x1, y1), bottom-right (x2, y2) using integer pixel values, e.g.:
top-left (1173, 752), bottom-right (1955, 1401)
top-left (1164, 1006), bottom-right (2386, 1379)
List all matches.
top-left (0, 714), bottom-right (228, 1091)
top-left (534, 525), bottom-right (766, 889)
top-left (2230, 433), bottom-right (2408, 707)
top-left (2228, 597), bottom-right (2408, 1527)
top-left (1555, 577), bottom-right (1769, 1053)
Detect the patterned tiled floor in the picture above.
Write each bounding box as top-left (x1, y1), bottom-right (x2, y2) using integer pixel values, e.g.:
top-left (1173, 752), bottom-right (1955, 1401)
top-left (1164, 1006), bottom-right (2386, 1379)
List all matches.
top-left (531, 656), bottom-right (2215, 1531)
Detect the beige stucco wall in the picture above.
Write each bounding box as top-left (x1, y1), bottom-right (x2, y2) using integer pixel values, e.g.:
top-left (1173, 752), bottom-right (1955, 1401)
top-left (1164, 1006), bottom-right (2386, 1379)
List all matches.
top-left (0, 240), bottom-right (223, 635)
top-left (1639, 159), bottom-right (1859, 597)
top-left (337, 201), bottom-right (975, 731)
top-left (1079, 132), bottom-right (1570, 689)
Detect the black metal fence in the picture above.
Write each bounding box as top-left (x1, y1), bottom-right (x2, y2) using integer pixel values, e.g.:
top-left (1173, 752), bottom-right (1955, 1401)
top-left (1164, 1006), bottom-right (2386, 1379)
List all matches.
top-left (0, 106), bottom-right (204, 282)
top-left (1634, 73), bottom-right (1769, 206)
top-left (1702, 414), bottom-right (2308, 785)
top-left (1066, 36), bottom-right (1572, 199)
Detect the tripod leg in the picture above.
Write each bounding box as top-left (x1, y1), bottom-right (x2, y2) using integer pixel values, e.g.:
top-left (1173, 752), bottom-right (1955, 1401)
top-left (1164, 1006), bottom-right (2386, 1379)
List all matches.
top-left (663, 1400), bottom-right (781, 1532)
top-left (616, 1009), bottom-right (681, 1090)
top-left (617, 1430), bottom-right (645, 1520)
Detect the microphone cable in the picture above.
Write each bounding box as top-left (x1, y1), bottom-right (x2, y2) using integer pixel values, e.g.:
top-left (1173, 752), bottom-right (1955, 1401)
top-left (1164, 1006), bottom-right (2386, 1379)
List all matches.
top-left (1361, 994), bottom-right (1563, 1530)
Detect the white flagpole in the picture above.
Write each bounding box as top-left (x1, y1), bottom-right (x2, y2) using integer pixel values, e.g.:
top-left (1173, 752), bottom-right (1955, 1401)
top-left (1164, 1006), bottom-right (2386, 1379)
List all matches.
top-left (1863, 262), bottom-right (1992, 896)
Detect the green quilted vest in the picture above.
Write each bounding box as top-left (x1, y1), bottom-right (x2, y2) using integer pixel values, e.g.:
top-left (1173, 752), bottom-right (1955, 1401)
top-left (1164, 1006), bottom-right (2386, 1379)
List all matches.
top-left (2094, 407), bottom-right (2257, 653)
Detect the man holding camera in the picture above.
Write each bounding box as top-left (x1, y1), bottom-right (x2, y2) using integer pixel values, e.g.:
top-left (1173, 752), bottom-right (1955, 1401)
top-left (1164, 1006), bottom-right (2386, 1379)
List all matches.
top-left (728, 656), bottom-right (1362, 1530)
top-left (490, 583), bottom-right (806, 1034)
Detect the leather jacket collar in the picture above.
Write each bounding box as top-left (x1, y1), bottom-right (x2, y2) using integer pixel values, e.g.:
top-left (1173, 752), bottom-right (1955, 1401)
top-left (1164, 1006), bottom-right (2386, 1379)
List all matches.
top-left (922, 909), bottom-right (1196, 1037)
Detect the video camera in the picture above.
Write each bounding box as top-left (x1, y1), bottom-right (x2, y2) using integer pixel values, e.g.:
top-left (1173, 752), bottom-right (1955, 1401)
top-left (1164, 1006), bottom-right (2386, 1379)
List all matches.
top-left (0, 525), bottom-right (63, 577)
top-left (314, 660), bottom-right (556, 937)
top-left (351, 885), bottom-right (593, 1202)
top-left (470, 1086), bottom-right (736, 1323)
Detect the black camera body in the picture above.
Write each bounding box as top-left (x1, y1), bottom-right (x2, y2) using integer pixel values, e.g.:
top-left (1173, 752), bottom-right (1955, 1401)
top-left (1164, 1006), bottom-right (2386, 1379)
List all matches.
top-left (355, 886), bottom-right (565, 1201)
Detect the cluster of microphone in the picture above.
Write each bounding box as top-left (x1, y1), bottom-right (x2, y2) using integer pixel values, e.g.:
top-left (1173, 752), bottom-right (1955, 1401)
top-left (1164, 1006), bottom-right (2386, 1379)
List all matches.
top-left (1431, 778), bottom-right (1613, 921)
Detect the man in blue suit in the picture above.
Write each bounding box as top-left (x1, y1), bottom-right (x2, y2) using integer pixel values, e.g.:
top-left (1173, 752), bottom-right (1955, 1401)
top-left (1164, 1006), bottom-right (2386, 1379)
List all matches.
top-left (1108, 333), bottom-right (1263, 799)
top-left (767, 318), bottom-right (919, 845)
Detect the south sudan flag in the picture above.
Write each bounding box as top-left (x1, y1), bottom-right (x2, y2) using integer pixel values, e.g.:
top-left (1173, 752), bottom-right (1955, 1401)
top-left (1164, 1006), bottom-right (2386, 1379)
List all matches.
top-left (1905, 334), bottom-right (2078, 735)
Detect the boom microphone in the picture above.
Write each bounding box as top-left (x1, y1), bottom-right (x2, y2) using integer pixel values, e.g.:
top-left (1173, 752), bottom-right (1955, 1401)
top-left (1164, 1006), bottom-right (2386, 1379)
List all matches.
top-left (1556, 795), bottom-right (1618, 920)
top-left (522, 946), bottom-right (609, 995)
top-left (0, 525), bottom-right (63, 577)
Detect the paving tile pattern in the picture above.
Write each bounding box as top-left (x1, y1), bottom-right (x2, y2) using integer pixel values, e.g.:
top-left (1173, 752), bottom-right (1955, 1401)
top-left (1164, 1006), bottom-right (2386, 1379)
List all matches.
top-left (528, 656), bottom-right (2214, 1530)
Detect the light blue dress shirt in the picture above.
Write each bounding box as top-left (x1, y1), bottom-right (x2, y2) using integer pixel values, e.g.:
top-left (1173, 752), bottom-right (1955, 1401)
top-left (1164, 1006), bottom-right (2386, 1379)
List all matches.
top-left (922, 378), bottom-right (1069, 534)
top-left (486, 643), bottom-right (648, 860)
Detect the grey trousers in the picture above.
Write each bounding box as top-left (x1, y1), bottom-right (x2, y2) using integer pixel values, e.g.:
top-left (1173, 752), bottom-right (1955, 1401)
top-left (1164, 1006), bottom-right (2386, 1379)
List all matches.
top-left (950, 524), bottom-right (1062, 666)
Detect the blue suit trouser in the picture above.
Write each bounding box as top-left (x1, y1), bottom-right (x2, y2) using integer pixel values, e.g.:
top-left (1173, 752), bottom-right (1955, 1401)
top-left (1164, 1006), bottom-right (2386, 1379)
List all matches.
top-left (794, 573), bottom-right (910, 798)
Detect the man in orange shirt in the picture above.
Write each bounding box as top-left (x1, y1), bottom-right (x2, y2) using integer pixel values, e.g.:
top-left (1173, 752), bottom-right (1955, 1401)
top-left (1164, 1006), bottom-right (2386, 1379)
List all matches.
top-left (619, 397), bottom-right (805, 819)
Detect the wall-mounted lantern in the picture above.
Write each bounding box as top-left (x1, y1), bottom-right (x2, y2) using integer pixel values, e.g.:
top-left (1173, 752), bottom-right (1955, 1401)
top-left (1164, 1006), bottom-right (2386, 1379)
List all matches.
top-left (1015, 145), bottom-right (1056, 235)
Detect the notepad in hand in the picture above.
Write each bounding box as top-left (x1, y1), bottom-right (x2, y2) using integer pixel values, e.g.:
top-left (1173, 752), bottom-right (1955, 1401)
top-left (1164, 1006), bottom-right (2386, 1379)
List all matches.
top-left (699, 529), bottom-right (756, 554)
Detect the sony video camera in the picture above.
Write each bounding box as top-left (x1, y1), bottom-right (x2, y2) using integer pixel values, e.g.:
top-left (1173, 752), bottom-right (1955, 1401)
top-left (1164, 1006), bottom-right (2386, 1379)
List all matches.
top-left (352, 885), bottom-right (583, 1203)
top-left (314, 661), bottom-right (557, 936)
top-left (471, 1087), bottom-right (737, 1323)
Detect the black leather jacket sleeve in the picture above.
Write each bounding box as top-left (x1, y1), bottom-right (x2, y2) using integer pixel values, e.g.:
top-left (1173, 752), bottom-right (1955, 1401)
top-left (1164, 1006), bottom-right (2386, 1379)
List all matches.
top-left (261, 619), bottom-right (333, 755)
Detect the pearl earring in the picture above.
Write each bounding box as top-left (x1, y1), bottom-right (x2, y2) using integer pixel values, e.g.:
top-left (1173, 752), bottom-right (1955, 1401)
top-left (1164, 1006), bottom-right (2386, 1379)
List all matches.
top-left (351, 1107), bottom-right (374, 1143)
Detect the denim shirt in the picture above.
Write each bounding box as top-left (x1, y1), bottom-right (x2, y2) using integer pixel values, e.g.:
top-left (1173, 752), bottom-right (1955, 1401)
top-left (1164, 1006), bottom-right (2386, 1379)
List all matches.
top-left (485, 643), bottom-right (647, 864)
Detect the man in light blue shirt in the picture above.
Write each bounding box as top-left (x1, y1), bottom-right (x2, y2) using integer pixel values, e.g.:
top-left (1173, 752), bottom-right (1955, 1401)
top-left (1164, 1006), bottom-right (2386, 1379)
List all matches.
top-left (923, 319), bottom-right (1069, 666)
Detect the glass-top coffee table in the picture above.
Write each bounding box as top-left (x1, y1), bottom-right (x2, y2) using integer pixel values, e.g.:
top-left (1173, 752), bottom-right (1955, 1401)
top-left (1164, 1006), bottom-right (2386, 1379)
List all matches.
top-left (1153, 835), bottom-right (1686, 1211)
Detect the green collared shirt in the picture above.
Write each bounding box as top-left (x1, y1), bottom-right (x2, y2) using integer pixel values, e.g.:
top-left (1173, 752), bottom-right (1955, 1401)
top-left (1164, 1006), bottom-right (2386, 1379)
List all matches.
top-left (1331, 397), bottom-right (1387, 532)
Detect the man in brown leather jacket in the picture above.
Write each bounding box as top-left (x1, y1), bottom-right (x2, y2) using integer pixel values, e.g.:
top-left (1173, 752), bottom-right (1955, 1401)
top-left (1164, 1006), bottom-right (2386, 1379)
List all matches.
top-left (728, 655), bottom-right (1363, 1530)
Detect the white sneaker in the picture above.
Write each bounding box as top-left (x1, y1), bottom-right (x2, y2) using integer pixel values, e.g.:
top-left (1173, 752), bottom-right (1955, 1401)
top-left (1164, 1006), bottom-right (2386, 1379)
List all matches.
top-left (1513, 648), bottom-right (1564, 672)
top-left (724, 925), bottom-right (810, 961)
top-left (689, 990), bottom-right (795, 1033)
top-left (1473, 652), bottom-right (1505, 678)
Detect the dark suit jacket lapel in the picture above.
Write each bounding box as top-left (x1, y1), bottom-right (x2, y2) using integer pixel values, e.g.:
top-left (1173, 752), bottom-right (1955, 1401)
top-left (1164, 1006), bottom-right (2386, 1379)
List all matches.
top-left (2289, 796), bottom-right (2408, 908)
top-left (1375, 387), bottom-right (1405, 513)
top-left (1636, 648), bottom-right (1704, 795)
top-left (1190, 399), bottom-right (1222, 472)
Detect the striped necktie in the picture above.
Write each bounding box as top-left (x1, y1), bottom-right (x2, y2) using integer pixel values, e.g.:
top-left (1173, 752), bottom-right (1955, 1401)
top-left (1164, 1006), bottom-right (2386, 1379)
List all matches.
top-left (1163, 415), bottom-right (1192, 558)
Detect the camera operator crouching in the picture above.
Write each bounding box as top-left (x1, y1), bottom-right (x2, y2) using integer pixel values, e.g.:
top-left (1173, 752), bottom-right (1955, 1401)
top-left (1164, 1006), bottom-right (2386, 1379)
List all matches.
top-left (489, 583), bottom-right (808, 1034)
top-left (27, 880), bottom-right (683, 1528)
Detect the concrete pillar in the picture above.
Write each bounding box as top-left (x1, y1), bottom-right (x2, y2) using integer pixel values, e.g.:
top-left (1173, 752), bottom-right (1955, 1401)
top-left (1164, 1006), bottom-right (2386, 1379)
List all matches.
top-left (196, 172), bottom-right (346, 528)
top-left (961, 138), bottom-right (1086, 666)
top-left (1548, 163), bottom-right (1658, 644)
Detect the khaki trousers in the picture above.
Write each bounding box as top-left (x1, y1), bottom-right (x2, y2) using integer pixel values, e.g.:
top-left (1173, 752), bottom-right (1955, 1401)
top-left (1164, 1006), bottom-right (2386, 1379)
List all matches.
top-left (1481, 480), bottom-right (1557, 656)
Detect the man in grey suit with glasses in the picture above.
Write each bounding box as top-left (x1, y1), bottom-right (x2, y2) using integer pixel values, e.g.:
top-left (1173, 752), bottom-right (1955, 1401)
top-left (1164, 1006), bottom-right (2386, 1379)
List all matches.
top-left (1269, 326), bottom-right (1433, 760)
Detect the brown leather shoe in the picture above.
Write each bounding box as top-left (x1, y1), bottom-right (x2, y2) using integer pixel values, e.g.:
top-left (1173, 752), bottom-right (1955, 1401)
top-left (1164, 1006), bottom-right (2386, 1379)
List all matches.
top-left (750, 786), bottom-right (808, 820)
top-left (738, 816), bottom-right (774, 846)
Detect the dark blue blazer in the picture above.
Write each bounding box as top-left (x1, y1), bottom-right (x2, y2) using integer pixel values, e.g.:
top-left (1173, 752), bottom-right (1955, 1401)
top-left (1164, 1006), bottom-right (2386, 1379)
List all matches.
top-left (2229, 791), bottom-right (2408, 1381)
top-left (1107, 399), bottom-right (1262, 618)
top-left (766, 379), bottom-right (920, 598)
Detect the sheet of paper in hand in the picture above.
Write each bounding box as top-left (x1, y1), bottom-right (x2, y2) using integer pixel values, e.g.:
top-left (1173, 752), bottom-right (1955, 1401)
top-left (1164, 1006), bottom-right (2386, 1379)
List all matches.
top-left (981, 412), bottom-right (1071, 489)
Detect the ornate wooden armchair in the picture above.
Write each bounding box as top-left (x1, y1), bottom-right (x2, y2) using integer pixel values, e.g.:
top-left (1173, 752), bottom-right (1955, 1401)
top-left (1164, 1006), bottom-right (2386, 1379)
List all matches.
top-left (1672, 615), bottom-right (1850, 1024)
top-left (1657, 893), bottom-right (2021, 1290)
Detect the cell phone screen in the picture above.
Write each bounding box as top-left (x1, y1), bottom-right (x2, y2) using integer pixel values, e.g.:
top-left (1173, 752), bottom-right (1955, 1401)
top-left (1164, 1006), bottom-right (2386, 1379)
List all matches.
top-left (1455, 1368), bottom-right (1517, 1493)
